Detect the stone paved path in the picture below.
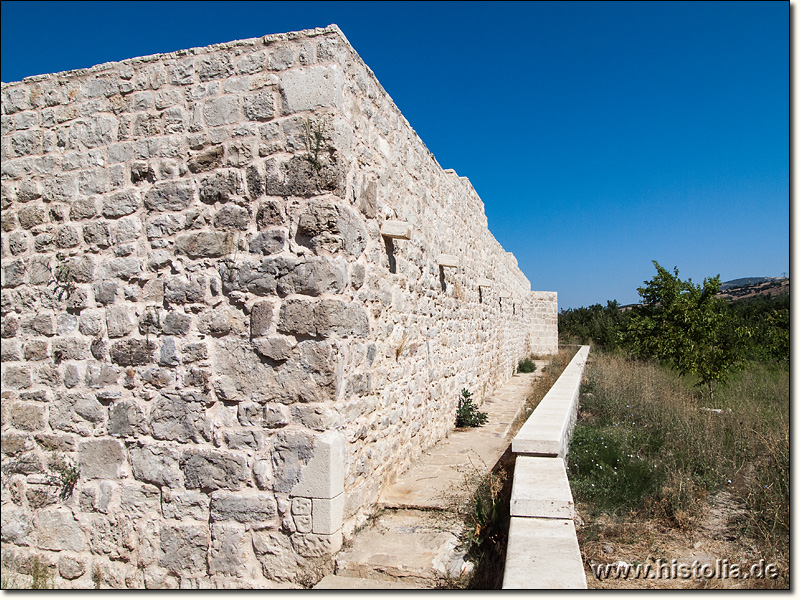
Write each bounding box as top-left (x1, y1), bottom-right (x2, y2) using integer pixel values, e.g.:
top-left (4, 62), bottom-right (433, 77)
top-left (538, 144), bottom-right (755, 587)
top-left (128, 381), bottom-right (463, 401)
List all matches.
top-left (315, 364), bottom-right (546, 589)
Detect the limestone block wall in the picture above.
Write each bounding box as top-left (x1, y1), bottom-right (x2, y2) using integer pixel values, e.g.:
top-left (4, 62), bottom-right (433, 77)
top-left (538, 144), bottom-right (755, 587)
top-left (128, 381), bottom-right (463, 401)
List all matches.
top-left (0, 25), bottom-right (558, 588)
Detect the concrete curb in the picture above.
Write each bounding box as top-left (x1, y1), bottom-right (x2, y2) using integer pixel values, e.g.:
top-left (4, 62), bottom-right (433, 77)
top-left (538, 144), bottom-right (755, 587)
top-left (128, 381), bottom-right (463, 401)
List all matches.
top-left (503, 346), bottom-right (590, 589)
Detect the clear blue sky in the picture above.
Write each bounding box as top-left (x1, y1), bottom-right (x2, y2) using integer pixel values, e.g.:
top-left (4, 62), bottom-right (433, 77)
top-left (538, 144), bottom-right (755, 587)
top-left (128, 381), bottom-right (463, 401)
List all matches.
top-left (2, 1), bottom-right (789, 309)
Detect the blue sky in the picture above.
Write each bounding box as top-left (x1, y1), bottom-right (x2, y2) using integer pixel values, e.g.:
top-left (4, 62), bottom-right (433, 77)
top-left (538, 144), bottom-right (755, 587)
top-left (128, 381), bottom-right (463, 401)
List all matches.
top-left (1, 1), bottom-right (788, 309)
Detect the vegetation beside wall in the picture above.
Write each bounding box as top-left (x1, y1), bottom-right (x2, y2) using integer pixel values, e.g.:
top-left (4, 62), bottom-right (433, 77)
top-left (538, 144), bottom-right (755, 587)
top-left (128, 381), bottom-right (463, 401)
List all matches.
top-left (561, 264), bottom-right (789, 587)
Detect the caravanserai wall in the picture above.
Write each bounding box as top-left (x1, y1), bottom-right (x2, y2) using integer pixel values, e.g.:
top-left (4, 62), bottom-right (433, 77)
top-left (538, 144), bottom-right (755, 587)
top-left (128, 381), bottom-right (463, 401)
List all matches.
top-left (0, 25), bottom-right (558, 588)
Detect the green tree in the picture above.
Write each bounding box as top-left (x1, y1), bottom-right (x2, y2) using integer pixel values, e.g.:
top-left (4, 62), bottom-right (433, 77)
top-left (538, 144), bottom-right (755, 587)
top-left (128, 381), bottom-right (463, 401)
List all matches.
top-left (625, 261), bottom-right (748, 401)
top-left (558, 300), bottom-right (631, 352)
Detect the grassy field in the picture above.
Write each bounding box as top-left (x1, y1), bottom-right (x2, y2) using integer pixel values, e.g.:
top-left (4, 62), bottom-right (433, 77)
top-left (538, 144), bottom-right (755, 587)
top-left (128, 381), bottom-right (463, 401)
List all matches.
top-left (570, 352), bottom-right (789, 588)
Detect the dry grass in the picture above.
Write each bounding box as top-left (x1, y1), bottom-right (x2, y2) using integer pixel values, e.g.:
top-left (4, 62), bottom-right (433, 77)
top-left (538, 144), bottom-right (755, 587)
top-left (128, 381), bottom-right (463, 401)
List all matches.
top-left (572, 352), bottom-right (789, 588)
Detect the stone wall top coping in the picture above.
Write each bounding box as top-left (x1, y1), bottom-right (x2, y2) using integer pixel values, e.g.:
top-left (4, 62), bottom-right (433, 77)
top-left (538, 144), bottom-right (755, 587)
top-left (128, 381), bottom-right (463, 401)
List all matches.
top-left (1, 24), bottom-right (345, 86)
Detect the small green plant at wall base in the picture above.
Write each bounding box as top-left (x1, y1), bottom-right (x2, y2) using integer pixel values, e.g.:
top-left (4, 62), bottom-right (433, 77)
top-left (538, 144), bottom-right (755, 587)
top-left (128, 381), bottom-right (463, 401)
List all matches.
top-left (456, 389), bottom-right (488, 427)
top-left (517, 358), bottom-right (537, 373)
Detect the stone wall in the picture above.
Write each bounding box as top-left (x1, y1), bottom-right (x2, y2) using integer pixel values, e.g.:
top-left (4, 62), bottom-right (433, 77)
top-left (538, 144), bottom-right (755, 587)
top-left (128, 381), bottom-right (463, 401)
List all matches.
top-left (0, 25), bottom-right (558, 588)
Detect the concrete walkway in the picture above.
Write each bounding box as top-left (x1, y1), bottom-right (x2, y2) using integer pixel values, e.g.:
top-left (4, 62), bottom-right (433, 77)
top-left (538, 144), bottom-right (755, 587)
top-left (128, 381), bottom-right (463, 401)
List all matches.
top-left (315, 365), bottom-right (546, 589)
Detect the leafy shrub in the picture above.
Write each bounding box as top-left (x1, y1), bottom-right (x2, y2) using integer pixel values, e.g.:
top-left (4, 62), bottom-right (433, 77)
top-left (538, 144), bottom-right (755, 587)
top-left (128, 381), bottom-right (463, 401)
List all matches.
top-left (517, 358), bottom-right (536, 373)
top-left (455, 389), bottom-right (488, 427)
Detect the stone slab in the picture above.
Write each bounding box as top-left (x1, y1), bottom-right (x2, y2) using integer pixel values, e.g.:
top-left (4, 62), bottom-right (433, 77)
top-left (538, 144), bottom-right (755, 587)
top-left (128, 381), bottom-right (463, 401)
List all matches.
top-left (334, 509), bottom-right (466, 584)
top-left (510, 456), bottom-right (574, 519)
top-left (502, 517), bottom-right (587, 589)
top-left (437, 254), bottom-right (459, 268)
top-left (380, 220), bottom-right (411, 239)
top-left (314, 574), bottom-right (425, 589)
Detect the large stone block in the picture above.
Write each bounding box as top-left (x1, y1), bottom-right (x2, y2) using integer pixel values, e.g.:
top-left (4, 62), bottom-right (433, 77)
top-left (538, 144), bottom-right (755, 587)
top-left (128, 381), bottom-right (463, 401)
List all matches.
top-left (58, 554), bottom-right (87, 580)
top-left (312, 493), bottom-right (345, 535)
top-left (67, 114), bottom-right (118, 149)
top-left (208, 523), bottom-right (249, 577)
top-left (1, 505), bottom-right (32, 545)
top-left (272, 340), bottom-right (339, 404)
top-left (276, 256), bottom-right (348, 297)
top-left (209, 491), bottom-right (277, 524)
top-left (120, 483), bottom-right (161, 517)
top-left (102, 190), bottom-right (141, 218)
top-left (158, 522), bottom-right (209, 574)
top-left (79, 438), bottom-right (126, 479)
top-left (34, 507), bottom-right (86, 552)
top-left (144, 180), bottom-right (195, 212)
top-left (278, 298), bottom-right (369, 338)
top-left (279, 65), bottom-right (344, 112)
top-left (295, 198), bottom-right (367, 256)
top-left (217, 256), bottom-right (297, 296)
top-left (175, 231), bottom-right (235, 259)
top-left (252, 335), bottom-right (295, 362)
top-left (180, 449), bottom-right (248, 491)
top-left (213, 204), bottom-right (250, 230)
top-left (161, 489), bottom-right (210, 521)
top-left (252, 530), bottom-right (305, 582)
top-left (164, 274), bottom-right (206, 305)
top-left (110, 339), bottom-right (157, 366)
top-left (199, 169), bottom-right (243, 204)
top-left (249, 300), bottom-right (274, 338)
top-left (187, 146), bottom-right (223, 173)
top-left (243, 91), bottom-right (275, 122)
top-left (106, 305), bottom-right (134, 338)
top-left (150, 391), bottom-right (210, 443)
top-left (108, 400), bottom-right (147, 437)
top-left (130, 444), bottom-right (183, 488)
top-left (248, 229), bottom-right (286, 255)
top-left (263, 154), bottom-right (342, 198)
top-left (290, 430), bottom-right (345, 499)
top-left (204, 96), bottom-right (241, 127)
top-left (9, 401), bottom-right (46, 431)
top-left (48, 391), bottom-right (105, 436)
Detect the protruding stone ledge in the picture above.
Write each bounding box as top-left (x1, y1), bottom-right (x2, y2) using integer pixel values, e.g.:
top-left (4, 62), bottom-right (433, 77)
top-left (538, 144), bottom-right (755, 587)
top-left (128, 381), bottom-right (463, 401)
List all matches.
top-left (437, 254), bottom-right (459, 268)
top-left (380, 220), bottom-right (411, 240)
top-left (477, 278), bottom-right (493, 288)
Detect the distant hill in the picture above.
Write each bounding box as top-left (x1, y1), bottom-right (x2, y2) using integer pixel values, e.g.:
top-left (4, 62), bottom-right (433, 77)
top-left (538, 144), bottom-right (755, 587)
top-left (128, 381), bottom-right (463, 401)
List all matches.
top-left (721, 277), bottom-right (775, 290)
top-left (616, 276), bottom-right (789, 310)
top-left (718, 277), bottom-right (789, 301)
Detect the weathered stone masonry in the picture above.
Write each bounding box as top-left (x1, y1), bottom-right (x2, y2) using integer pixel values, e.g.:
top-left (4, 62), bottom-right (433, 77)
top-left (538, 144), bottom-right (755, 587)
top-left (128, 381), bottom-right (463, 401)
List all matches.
top-left (0, 25), bottom-right (557, 587)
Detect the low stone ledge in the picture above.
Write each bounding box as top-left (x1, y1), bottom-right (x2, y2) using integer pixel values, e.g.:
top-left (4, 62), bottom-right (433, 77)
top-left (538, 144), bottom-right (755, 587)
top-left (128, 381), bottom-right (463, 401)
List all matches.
top-left (510, 456), bottom-right (574, 519)
top-left (502, 517), bottom-right (587, 589)
top-left (511, 345), bottom-right (589, 457)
